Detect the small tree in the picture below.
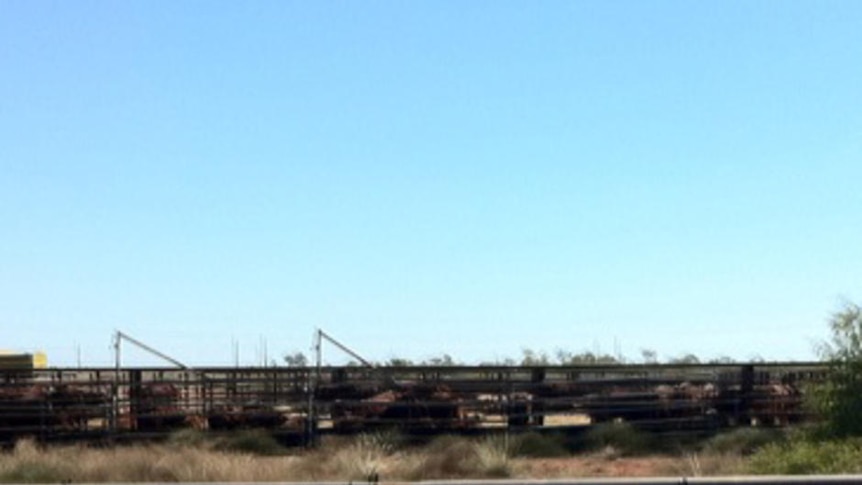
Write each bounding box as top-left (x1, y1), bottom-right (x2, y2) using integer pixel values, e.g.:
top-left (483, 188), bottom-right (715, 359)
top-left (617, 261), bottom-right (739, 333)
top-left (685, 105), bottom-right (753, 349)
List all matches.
top-left (640, 348), bottom-right (658, 364)
top-left (810, 302), bottom-right (862, 437)
top-left (708, 355), bottom-right (735, 364)
top-left (423, 353), bottom-right (457, 366)
top-left (386, 357), bottom-right (414, 367)
top-left (521, 348), bottom-right (551, 366)
top-left (283, 351), bottom-right (308, 367)
top-left (668, 353), bottom-right (700, 364)
top-left (555, 349), bottom-right (620, 365)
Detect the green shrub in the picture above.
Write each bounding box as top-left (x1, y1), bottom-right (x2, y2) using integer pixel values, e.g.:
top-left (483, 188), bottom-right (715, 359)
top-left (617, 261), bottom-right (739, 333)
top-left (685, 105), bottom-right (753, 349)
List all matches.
top-left (704, 428), bottom-right (785, 455)
top-left (748, 439), bottom-right (862, 474)
top-left (511, 432), bottom-right (569, 458)
top-left (809, 302), bottom-right (862, 438)
top-left (215, 429), bottom-right (287, 456)
top-left (352, 430), bottom-right (405, 454)
top-left (166, 428), bottom-right (212, 448)
top-left (581, 422), bottom-right (652, 456)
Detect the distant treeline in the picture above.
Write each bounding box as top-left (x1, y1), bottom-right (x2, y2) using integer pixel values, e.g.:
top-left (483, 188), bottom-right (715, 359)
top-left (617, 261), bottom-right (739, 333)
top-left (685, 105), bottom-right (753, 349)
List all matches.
top-left (282, 347), bottom-right (751, 367)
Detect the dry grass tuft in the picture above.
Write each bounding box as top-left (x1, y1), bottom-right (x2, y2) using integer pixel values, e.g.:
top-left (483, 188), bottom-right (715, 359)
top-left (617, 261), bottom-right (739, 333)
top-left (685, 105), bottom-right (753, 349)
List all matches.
top-left (0, 438), bottom-right (300, 483)
top-left (473, 435), bottom-right (513, 477)
top-left (330, 433), bottom-right (398, 480)
top-left (401, 435), bottom-right (475, 480)
top-left (655, 451), bottom-right (749, 477)
top-left (0, 432), bottom-right (765, 483)
top-left (0, 439), bottom-right (69, 483)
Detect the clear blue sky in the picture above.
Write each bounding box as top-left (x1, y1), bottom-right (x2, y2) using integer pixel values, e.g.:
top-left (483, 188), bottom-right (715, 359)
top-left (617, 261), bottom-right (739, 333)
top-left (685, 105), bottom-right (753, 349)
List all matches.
top-left (2, 1), bottom-right (860, 367)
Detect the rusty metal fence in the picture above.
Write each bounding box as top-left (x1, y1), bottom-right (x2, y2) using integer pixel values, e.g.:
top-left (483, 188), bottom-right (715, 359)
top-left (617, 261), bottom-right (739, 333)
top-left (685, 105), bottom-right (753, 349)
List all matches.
top-left (0, 362), bottom-right (828, 445)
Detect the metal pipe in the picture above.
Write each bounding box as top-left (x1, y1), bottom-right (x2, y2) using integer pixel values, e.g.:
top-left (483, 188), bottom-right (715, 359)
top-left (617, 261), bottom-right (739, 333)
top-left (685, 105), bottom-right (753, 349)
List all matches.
top-left (417, 478), bottom-right (862, 485)
top-left (111, 331), bottom-right (121, 433)
top-left (134, 478), bottom-right (862, 485)
top-left (305, 328), bottom-right (323, 447)
top-left (318, 329), bottom-right (375, 368)
top-left (116, 331), bottom-right (189, 369)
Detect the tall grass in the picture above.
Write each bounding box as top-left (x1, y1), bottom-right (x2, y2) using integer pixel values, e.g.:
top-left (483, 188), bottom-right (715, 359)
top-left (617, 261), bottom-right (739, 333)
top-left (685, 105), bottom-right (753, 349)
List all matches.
top-left (0, 438), bottom-right (298, 483)
top-left (7, 429), bottom-right (837, 483)
top-left (0, 440), bottom-right (67, 484)
top-left (0, 431), bottom-right (514, 482)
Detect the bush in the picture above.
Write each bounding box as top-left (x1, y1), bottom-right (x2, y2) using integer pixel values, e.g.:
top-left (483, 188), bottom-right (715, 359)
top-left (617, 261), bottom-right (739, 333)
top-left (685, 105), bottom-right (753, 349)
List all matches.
top-left (408, 435), bottom-right (477, 479)
top-left (748, 439), bottom-right (862, 474)
top-left (809, 302), bottom-right (862, 438)
top-left (403, 435), bottom-right (512, 480)
top-left (704, 428), bottom-right (785, 456)
top-left (511, 432), bottom-right (569, 458)
top-left (472, 436), bottom-right (512, 478)
top-left (214, 429), bottom-right (287, 456)
top-left (353, 430), bottom-right (405, 454)
top-left (581, 422), bottom-right (652, 456)
top-left (167, 428), bottom-right (212, 448)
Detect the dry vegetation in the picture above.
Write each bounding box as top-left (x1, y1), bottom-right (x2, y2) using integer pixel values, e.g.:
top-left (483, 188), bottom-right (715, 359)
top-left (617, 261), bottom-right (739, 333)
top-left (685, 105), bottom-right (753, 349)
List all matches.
top-left (0, 427), bottom-right (794, 483)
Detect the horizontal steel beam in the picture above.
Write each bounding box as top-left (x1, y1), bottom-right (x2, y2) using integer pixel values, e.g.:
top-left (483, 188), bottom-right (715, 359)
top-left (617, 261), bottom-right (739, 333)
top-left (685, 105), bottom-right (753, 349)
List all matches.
top-left (114, 478), bottom-right (862, 485)
top-left (418, 478), bottom-right (862, 485)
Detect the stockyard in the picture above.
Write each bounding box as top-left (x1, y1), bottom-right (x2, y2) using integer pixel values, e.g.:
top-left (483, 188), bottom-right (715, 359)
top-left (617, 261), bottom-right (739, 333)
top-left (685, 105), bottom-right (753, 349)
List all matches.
top-left (0, 343), bottom-right (834, 482)
top-left (0, 353), bottom-right (824, 444)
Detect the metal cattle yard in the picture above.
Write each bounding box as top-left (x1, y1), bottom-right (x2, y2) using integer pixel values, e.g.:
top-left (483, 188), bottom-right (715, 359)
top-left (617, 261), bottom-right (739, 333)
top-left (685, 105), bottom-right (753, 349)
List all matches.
top-left (0, 360), bottom-right (828, 446)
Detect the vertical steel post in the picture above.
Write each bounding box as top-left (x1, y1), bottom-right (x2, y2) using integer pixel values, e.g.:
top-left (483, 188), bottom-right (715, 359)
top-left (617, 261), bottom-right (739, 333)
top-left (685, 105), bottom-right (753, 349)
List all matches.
top-left (305, 329), bottom-right (322, 447)
top-left (111, 331), bottom-right (121, 434)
